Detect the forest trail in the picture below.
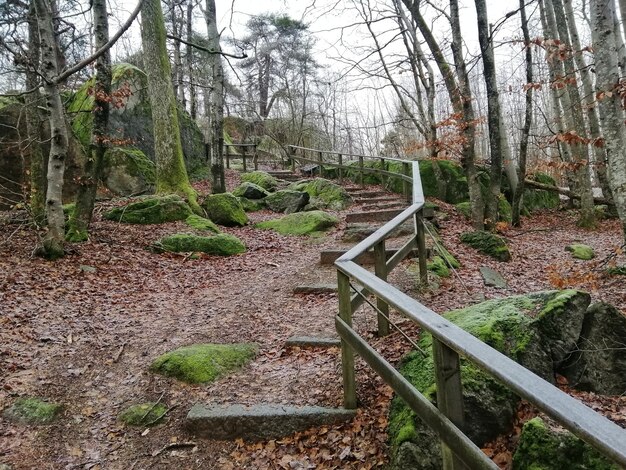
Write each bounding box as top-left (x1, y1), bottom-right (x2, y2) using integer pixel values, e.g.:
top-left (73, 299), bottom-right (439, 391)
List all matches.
top-left (1, 169), bottom-right (625, 469)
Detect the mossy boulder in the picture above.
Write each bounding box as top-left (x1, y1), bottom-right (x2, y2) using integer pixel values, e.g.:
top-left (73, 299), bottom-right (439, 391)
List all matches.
top-left (156, 233), bottom-right (245, 256)
top-left (118, 402), bottom-right (168, 427)
top-left (419, 160), bottom-right (468, 204)
top-left (104, 195), bottom-right (193, 224)
top-left (427, 256), bottom-right (450, 277)
top-left (185, 214), bottom-right (219, 233)
top-left (238, 197), bottom-right (266, 212)
top-left (150, 343), bottom-right (257, 384)
top-left (455, 201), bottom-right (471, 219)
top-left (202, 193), bottom-right (248, 227)
top-left (241, 171), bottom-right (278, 192)
top-left (460, 230), bottom-right (511, 261)
top-left (389, 290), bottom-right (591, 470)
top-left (498, 194), bottom-right (512, 223)
top-left (102, 147), bottom-right (155, 196)
top-left (345, 160), bottom-right (385, 185)
top-left (232, 182), bottom-right (270, 200)
top-left (256, 210), bottom-right (339, 236)
top-left (566, 243), bottom-right (594, 260)
top-left (3, 397), bottom-right (61, 425)
top-left (512, 417), bottom-right (618, 470)
top-left (265, 190), bottom-right (309, 214)
top-left (523, 173), bottom-right (561, 212)
top-left (289, 178), bottom-right (352, 210)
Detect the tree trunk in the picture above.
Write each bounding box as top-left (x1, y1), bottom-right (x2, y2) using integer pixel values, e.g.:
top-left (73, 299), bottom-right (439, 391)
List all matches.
top-left (205, 0), bottom-right (225, 193)
top-left (141, 0), bottom-right (198, 207)
top-left (591, 0), bottom-right (626, 239)
top-left (34, 0), bottom-right (68, 259)
top-left (169, 0), bottom-right (184, 104)
top-left (186, 0), bottom-right (196, 119)
top-left (549, 0), bottom-right (596, 227)
top-left (475, 0), bottom-right (503, 229)
top-left (67, 0), bottom-right (111, 242)
top-left (513, 0), bottom-right (533, 227)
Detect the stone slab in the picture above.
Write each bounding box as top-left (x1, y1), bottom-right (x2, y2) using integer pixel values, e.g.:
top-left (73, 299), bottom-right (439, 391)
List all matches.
top-left (360, 202), bottom-right (405, 211)
top-left (479, 266), bottom-right (507, 288)
top-left (320, 248), bottom-right (419, 265)
top-left (186, 404), bottom-right (356, 441)
top-left (293, 283), bottom-right (337, 294)
top-left (354, 196), bottom-right (400, 204)
top-left (285, 336), bottom-right (341, 348)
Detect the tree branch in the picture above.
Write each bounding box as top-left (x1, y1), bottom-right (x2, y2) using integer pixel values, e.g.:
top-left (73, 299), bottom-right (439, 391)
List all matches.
top-left (165, 34), bottom-right (247, 59)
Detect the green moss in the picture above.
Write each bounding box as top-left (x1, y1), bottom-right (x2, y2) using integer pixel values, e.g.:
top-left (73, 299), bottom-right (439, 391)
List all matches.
top-left (241, 171), bottom-right (278, 192)
top-left (232, 182), bottom-right (270, 200)
top-left (419, 160), bottom-right (469, 204)
top-left (118, 402), bottom-right (168, 427)
top-left (434, 244), bottom-right (461, 269)
top-left (288, 178), bottom-right (352, 210)
top-left (255, 210), bottom-right (339, 236)
top-left (606, 265), bottom-right (626, 276)
top-left (427, 256), bottom-right (450, 277)
top-left (499, 194), bottom-right (512, 223)
top-left (185, 214), bottom-right (219, 233)
top-left (238, 197), bottom-right (265, 212)
top-left (460, 230), bottom-right (511, 261)
top-left (104, 147), bottom-right (156, 185)
top-left (156, 233), bottom-right (245, 256)
top-left (150, 343), bottom-right (257, 384)
top-left (523, 173), bottom-right (560, 212)
top-left (3, 397), bottom-right (61, 424)
top-left (566, 243), bottom-right (594, 260)
top-left (513, 418), bottom-right (618, 470)
top-left (104, 195), bottom-right (193, 224)
top-left (456, 201), bottom-right (471, 219)
top-left (202, 193), bottom-right (248, 227)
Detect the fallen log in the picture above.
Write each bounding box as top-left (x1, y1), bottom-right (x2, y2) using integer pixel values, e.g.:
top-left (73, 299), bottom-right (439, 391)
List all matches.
top-left (523, 179), bottom-right (608, 205)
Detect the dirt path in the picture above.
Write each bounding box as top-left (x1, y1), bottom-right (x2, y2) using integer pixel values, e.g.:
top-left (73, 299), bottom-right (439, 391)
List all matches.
top-left (1, 173), bottom-right (625, 469)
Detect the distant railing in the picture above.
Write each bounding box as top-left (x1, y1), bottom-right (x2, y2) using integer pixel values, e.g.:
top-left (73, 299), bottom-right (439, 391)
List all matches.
top-left (287, 146), bottom-right (626, 469)
top-left (223, 143), bottom-right (258, 171)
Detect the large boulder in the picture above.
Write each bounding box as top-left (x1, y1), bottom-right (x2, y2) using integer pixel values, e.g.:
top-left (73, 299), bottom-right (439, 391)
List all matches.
top-left (389, 290), bottom-right (591, 470)
top-left (104, 195), bottom-right (193, 224)
top-left (460, 230), bottom-right (511, 261)
top-left (289, 178), bottom-right (352, 210)
top-left (155, 233), bottom-right (245, 256)
top-left (523, 173), bottom-right (561, 212)
top-left (255, 210), bottom-right (339, 236)
top-left (102, 147), bottom-right (155, 196)
top-left (202, 193), bottom-right (248, 227)
top-left (232, 182), bottom-right (270, 200)
top-left (265, 190), bottom-right (309, 214)
top-left (240, 171), bottom-right (278, 192)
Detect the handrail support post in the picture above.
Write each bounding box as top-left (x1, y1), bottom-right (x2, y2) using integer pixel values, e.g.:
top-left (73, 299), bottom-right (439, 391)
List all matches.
top-left (338, 270), bottom-right (357, 409)
top-left (415, 210), bottom-right (428, 286)
top-left (374, 240), bottom-right (390, 336)
top-left (338, 153), bottom-right (343, 184)
top-left (403, 162), bottom-right (411, 203)
top-left (358, 156), bottom-right (364, 187)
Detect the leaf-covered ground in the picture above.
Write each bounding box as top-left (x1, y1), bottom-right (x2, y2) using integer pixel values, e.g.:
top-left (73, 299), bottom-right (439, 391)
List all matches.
top-left (1, 172), bottom-right (625, 469)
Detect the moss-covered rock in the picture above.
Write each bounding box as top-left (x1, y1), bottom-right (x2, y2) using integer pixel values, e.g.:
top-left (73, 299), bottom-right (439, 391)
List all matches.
top-left (498, 194), bottom-right (512, 223)
top-left (256, 210), bottom-right (339, 236)
top-left (3, 397), bottom-right (61, 425)
top-left (523, 173), bottom-right (561, 212)
top-left (389, 291), bottom-right (591, 470)
top-left (202, 193), bottom-right (248, 227)
top-left (264, 190), bottom-right (309, 214)
top-left (427, 256), bottom-right (450, 277)
top-left (185, 214), bottom-right (219, 233)
top-left (420, 160), bottom-right (469, 204)
top-left (289, 178), bottom-right (352, 210)
top-left (118, 402), bottom-right (168, 427)
top-left (150, 343), bottom-right (257, 384)
top-left (232, 182), bottom-right (270, 200)
top-left (241, 171), bottom-right (278, 192)
top-left (156, 233), bottom-right (245, 256)
top-left (566, 243), bottom-right (594, 260)
top-left (512, 417), bottom-right (618, 470)
top-left (238, 197), bottom-right (266, 212)
top-left (104, 195), bottom-right (192, 224)
top-left (455, 201), bottom-right (471, 219)
top-left (460, 230), bottom-right (511, 261)
top-left (102, 147), bottom-right (155, 196)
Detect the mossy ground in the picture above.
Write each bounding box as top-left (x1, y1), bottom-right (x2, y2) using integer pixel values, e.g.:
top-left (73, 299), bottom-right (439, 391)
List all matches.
top-left (566, 243), bottom-right (595, 260)
top-left (185, 214), bottom-right (219, 233)
top-left (118, 402), bottom-right (168, 427)
top-left (150, 343), bottom-right (257, 384)
top-left (3, 397), bottom-right (61, 424)
top-left (202, 193), bottom-right (248, 227)
top-left (241, 171), bottom-right (278, 192)
top-left (606, 265), bottom-right (626, 276)
top-left (427, 256), bottom-right (450, 277)
top-left (255, 210), bottom-right (339, 236)
top-left (460, 230), bottom-right (511, 261)
top-left (105, 195), bottom-right (193, 224)
top-left (156, 233), bottom-right (245, 256)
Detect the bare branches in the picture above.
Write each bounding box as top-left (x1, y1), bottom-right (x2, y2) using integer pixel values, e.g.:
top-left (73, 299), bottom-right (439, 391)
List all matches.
top-left (165, 33), bottom-right (247, 59)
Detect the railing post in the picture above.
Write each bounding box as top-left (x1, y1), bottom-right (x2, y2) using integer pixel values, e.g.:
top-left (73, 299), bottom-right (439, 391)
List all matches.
top-left (291, 147), bottom-right (296, 172)
top-left (253, 144), bottom-right (258, 170)
top-left (432, 338), bottom-right (467, 470)
top-left (415, 210), bottom-right (428, 285)
top-left (338, 153), bottom-right (343, 184)
top-left (338, 270), bottom-right (357, 409)
top-left (358, 156), bottom-right (364, 187)
top-left (226, 145), bottom-right (230, 169)
top-left (242, 145), bottom-right (247, 172)
top-left (318, 151), bottom-right (324, 178)
top-left (374, 240), bottom-right (390, 336)
top-left (380, 157), bottom-right (386, 190)
top-left (403, 161), bottom-right (411, 203)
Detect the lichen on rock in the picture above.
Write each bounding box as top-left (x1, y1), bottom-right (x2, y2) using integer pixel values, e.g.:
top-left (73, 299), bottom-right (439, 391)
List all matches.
top-left (118, 402), bottom-right (168, 427)
top-left (3, 397), bottom-right (62, 425)
top-left (460, 230), bottom-right (511, 261)
top-left (104, 195), bottom-right (192, 224)
top-left (150, 343), bottom-right (257, 384)
top-left (255, 210), bottom-right (339, 236)
top-left (201, 193), bottom-right (248, 227)
top-left (155, 233), bottom-right (245, 256)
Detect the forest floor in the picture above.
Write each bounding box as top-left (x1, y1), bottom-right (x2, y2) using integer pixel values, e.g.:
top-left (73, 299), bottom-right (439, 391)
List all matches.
top-left (1, 170), bottom-right (625, 470)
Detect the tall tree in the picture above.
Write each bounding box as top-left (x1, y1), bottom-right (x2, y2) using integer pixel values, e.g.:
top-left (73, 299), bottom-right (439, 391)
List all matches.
top-left (140, 0), bottom-right (198, 207)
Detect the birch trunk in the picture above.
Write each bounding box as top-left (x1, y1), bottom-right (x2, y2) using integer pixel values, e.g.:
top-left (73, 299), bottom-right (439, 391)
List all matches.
top-left (140, 0), bottom-right (197, 206)
top-left (591, 0), bottom-right (626, 239)
top-left (34, 0), bottom-right (68, 259)
top-left (186, 0), bottom-right (196, 119)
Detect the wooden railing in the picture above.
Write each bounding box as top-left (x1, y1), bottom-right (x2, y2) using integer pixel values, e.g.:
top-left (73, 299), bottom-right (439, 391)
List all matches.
top-left (286, 146), bottom-right (626, 469)
top-left (224, 143), bottom-right (258, 171)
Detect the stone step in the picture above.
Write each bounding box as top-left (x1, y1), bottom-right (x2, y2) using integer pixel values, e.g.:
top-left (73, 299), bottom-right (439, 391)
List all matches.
top-left (360, 202), bottom-right (405, 211)
top-left (346, 190), bottom-right (388, 198)
top-left (320, 248), bottom-right (419, 265)
top-left (345, 206), bottom-right (434, 224)
top-left (354, 196), bottom-right (401, 204)
top-left (342, 223), bottom-right (414, 243)
top-left (293, 283), bottom-right (337, 294)
top-left (285, 336), bottom-right (341, 348)
top-left (186, 404), bottom-right (355, 441)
